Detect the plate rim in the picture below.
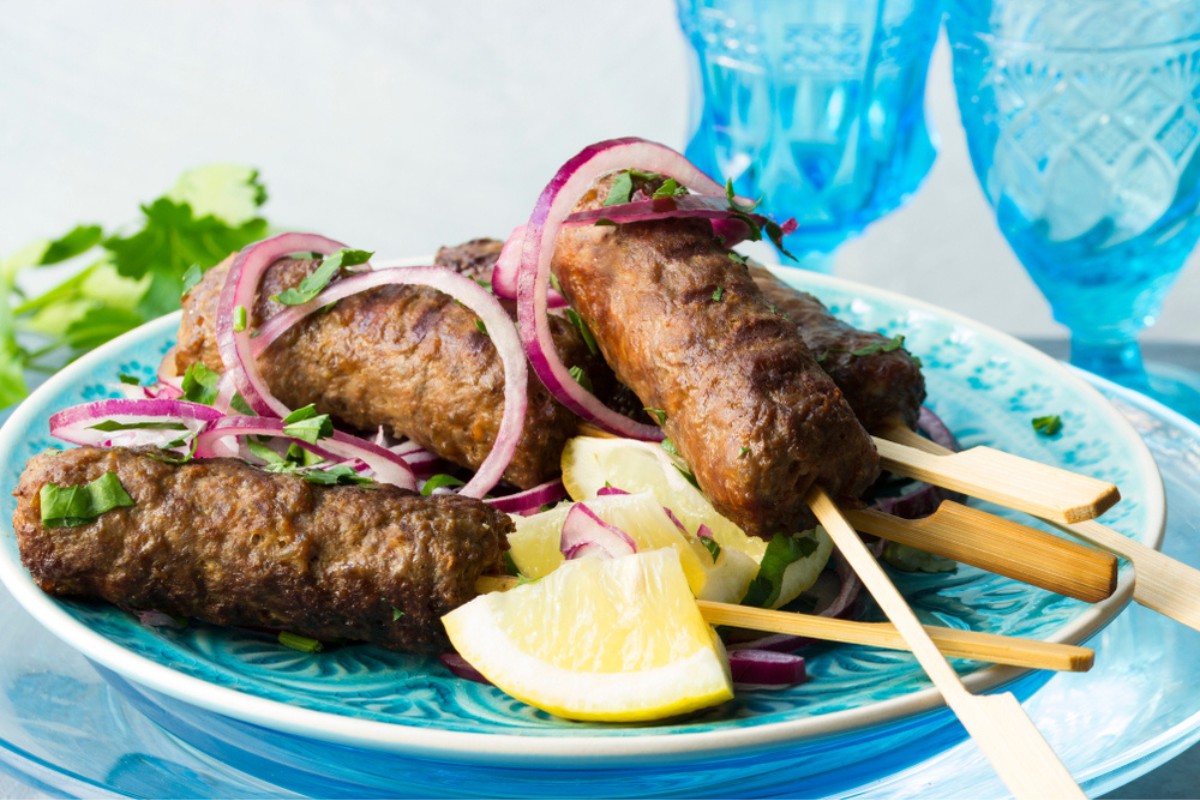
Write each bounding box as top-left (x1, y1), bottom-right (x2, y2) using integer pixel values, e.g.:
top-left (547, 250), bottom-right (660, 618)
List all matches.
top-left (0, 269), bottom-right (1165, 763)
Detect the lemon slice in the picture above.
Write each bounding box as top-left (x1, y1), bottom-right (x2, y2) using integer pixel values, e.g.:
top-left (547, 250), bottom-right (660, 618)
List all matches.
top-left (559, 436), bottom-right (832, 607)
top-left (442, 549), bottom-right (733, 722)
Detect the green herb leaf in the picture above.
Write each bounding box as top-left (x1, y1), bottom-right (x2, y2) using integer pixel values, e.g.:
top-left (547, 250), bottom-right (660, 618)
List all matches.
top-left (474, 318), bottom-right (488, 336)
top-left (117, 373), bottom-right (142, 386)
top-left (229, 392), bottom-right (256, 416)
top-left (1032, 414), bottom-right (1063, 436)
top-left (603, 172), bottom-right (634, 206)
top-left (180, 263), bottom-right (203, 297)
top-left (88, 420), bottom-right (188, 432)
top-left (39, 225), bottom-right (104, 266)
top-left (727, 251), bottom-right (748, 266)
top-left (300, 465), bottom-right (374, 486)
top-left (661, 437), bottom-right (680, 458)
top-left (741, 532), bottom-right (820, 608)
top-left (39, 471), bottom-right (135, 528)
top-left (278, 631), bottom-right (323, 653)
top-left (392, 607), bottom-right (406, 622)
top-left (644, 407), bottom-right (668, 425)
top-left (738, 446), bottom-right (749, 458)
top-left (568, 364), bottom-right (592, 392)
top-left (652, 178), bottom-right (687, 199)
top-left (282, 404), bottom-right (333, 444)
top-left (700, 536), bottom-right (721, 563)
top-left (565, 308), bottom-right (599, 356)
top-left (712, 286), bottom-right (725, 302)
top-left (180, 362), bottom-right (221, 405)
top-left (272, 248), bottom-right (373, 307)
top-left (850, 334), bottom-right (906, 358)
top-left (421, 473), bottom-right (467, 496)
top-left (232, 305), bottom-right (248, 332)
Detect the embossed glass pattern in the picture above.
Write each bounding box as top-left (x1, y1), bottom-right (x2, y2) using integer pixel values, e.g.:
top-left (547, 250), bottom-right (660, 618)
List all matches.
top-left (677, 0), bottom-right (941, 261)
top-left (947, 0), bottom-right (1200, 419)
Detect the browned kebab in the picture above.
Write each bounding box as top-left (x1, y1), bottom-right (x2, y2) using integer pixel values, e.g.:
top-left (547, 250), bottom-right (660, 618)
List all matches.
top-left (15, 446), bottom-right (510, 652)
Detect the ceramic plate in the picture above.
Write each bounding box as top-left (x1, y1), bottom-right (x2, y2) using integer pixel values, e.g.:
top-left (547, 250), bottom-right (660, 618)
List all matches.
top-left (0, 269), bottom-right (1164, 772)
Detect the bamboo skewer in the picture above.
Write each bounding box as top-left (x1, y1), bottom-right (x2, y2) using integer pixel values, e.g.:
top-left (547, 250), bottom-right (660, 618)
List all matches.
top-left (845, 502), bottom-right (1118, 603)
top-left (872, 435), bottom-right (1119, 524)
top-left (807, 487), bottom-right (1084, 799)
top-left (886, 424), bottom-right (1200, 634)
top-left (475, 575), bottom-right (1093, 672)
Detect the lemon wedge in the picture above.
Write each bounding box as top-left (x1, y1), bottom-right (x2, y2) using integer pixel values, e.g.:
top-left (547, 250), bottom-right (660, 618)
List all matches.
top-left (442, 549), bottom-right (733, 722)
top-left (559, 436), bottom-right (832, 608)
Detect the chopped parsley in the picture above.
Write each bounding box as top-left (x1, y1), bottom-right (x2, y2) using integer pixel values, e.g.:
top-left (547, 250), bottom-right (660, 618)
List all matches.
top-left (180, 361), bottom-right (221, 405)
top-left (180, 263), bottom-right (204, 297)
top-left (723, 178), bottom-right (796, 260)
top-left (699, 536), bottom-right (721, 563)
top-left (652, 178), bottom-right (688, 199)
top-left (281, 404), bottom-right (333, 444)
top-left (565, 308), bottom-right (599, 356)
top-left (738, 446), bottom-right (749, 458)
top-left (741, 532), bottom-right (819, 608)
top-left (299, 465), bottom-right (375, 486)
top-left (392, 606), bottom-right (406, 622)
top-left (421, 473), bottom-right (467, 496)
top-left (232, 304), bottom-right (248, 332)
top-left (727, 251), bottom-right (748, 266)
top-left (272, 247), bottom-right (373, 307)
top-left (474, 318), bottom-right (488, 336)
top-left (1032, 414), bottom-right (1063, 436)
top-left (117, 373), bottom-right (142, 386)
top-left (644, 407), bottom-right (668, 426)
top-left (712, 286), bottom-right (725, 302)
top-left (851, 334), bottom-right (907, 358)
top-left (568, 364), bottom-right (592, 392)
top-left (278, 632), bottom-right (323, 653)
top-left (603, 171), bottom-right (635, 207)
top-left (39, 471), bottom-right (135, 528)
top-left (660, 437), bottom-right (680, 458)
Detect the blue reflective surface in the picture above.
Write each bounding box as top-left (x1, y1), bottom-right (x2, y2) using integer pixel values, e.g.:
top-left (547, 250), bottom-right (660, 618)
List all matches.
top-left (677, 0), bottom-right (940, 259)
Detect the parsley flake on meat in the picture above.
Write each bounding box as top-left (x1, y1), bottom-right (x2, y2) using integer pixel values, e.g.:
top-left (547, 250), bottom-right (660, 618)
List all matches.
top-left (39, 471), bottom-right (135, 528)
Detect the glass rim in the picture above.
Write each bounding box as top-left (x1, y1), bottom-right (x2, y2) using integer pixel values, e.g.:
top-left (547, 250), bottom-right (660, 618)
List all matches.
top-left (946, 27), bottom-right (1200, 55)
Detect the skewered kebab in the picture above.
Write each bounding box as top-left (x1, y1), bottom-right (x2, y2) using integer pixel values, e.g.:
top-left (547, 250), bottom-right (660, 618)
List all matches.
top-left (14, 446), bottom-right (510, 652)
top-left (176, 249), bottom-right (606, 490)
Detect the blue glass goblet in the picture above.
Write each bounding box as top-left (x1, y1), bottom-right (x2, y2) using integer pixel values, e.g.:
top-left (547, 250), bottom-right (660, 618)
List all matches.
top-left (676, 0), bottom-right (942, 270)
top-left (946, 0), bottom-right (1200, 419)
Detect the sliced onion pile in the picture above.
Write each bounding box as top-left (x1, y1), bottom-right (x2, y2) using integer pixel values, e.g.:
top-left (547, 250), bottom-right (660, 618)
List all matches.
top-left (50, 399), bottom-right (223, 449)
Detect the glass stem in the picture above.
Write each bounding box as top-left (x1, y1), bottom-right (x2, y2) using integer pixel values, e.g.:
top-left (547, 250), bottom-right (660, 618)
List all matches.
top-left (1069, 336), bottom-right (1151, 391)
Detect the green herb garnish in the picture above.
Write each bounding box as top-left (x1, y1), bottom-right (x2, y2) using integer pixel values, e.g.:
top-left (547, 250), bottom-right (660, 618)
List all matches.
top-left (568, 365), bottom-right (593, 392)
top-left (421, 473), bottom-right (467, 496)
top-left (700, 536), bottom-right (721, 563)
top-left (180, 361), bottom-right (221, 405)
top-left (392, 607), bottom-right (406, 622)
top-left (565, 308), bottom-right (599, 356)
top-left (652, 178), bottom-right (688, 199)
top-left (300, 465), bottom-right (374, 486)
top-left (1032, 414), bottom-right (1063, 436)
top-left (39, 471), bottom-right (135, 528)
top-left (117, 373), bottom-right (142, 386)
top-left (278, 632), bottom-right (323, 653)
top-left (738, 446), bottom-right (749, 458)
top-left (281, 404), bottom-right (333, 444)
top-left (180, 263), bottom-right (204, 297)
top-left (88, 420), bottom-right (188, 433)
top-left (272, 248), bottom-right (372, 307)
top-left (661, 437), bottom-right (680, 458)
top-left (474, 318), bottom-right (488, 336)
top-left (712, 286), bottom-right (725, 302)
top-left (741, 532), bottom-right (820, 608)
top-left (851, 334), bottom-right (907, 358)
top-left (644, 407), bottom-right (668, 425)
top-left (603, 172), bottom-right (635, 206)
top-left (727, 251), bottom-right (748, 266)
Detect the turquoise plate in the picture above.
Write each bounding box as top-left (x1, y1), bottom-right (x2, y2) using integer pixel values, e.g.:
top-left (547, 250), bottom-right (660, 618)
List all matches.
top-left (0, 270), bottom-right (1164, 794)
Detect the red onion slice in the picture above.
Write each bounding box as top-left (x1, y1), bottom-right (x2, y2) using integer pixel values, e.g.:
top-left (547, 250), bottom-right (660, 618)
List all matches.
top-left (193, 416), bottom-right (417, 492)
top-left (490, 225), bottom-right (568, 309)
top-left (215, 232), bottom-right (349, 416)
top-left (49, 398), bottom-right (224, 447)
top-left (246, 266), bottom-right (527, 499)
top-left (727, 649), bottom-right (807, 687)
top-left (485, 480), bottom-right (567, 515)
top-left (440, 652), bottom-right (492, 685)
top-left (516, 137), bottom-right (734, 441)
top-left (563, 194), bottom-right (793, 251)
top-left (560, 502), bottom-right (637, 559)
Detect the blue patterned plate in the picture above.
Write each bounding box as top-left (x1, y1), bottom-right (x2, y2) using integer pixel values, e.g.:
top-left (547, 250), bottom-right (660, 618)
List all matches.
top-left (0, 269), bottom-right (1164, 789)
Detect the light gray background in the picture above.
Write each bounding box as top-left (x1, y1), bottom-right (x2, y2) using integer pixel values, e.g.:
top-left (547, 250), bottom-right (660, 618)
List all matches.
top-left (0, 3), bottom-right (1197, 799)
top-left (2, 1), bottom-right (1198, 345)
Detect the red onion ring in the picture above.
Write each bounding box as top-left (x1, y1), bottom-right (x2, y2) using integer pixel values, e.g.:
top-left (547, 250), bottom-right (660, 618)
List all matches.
top-left (516, 137), bottom-right (736, 441)
top-left (49, 398), bottom-right (224, 447)
top-left (440, 652), bottom-right (491, 685)
top-left (563, 194), bottom-right (792, 251)
top-left (728, 649), bottom-right (807, 687)
top-left (245, 266), bottom-right (527, 499)
top-left (215, 232), bottom-right (348, 416)
top-left (193, 416), bottom-right (417, 492)
top-left (560, 502), bottom-right (637, 559)
top-left (489, 225), bottom-right (568, 309)
top-left (485, 480), bottom-right (567, 515)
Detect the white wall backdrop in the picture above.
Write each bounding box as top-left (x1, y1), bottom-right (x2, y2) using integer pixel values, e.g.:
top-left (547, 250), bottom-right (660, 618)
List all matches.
top-left (3, 1), bottom-right (1198, 343)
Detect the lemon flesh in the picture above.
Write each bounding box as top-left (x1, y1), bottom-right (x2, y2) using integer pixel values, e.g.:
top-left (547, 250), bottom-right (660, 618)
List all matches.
top-left (559, 436), bottom-right (832, 607)
top-left (442, 549), bottom-right (733, 722)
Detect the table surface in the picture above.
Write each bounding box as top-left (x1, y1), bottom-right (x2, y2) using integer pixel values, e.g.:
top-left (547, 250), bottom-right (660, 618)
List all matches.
top-left (0, 341), bottom-right (1197, 799)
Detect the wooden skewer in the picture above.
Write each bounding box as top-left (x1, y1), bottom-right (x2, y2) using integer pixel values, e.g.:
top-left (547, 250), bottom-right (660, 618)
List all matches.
top-left (475, 575), bottom-right (1093, 673)
top-left (808, 486), bottom-right (1083, 799)
top-left (886, 424), bottom-right (1200, 634)
top-left (872, 434), bottom-right (1120, 524)
top-left (844, 502), bottom-right (1118, 603)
